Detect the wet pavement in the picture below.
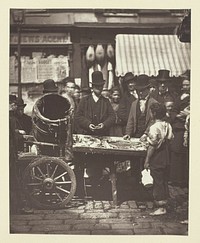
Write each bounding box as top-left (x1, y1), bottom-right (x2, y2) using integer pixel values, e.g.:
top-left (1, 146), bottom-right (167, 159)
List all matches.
top-left (10, 184), bottom-right (188, 235)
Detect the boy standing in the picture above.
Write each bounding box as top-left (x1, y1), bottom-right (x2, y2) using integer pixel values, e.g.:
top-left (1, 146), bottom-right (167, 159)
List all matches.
top-left (144, 103), bottom-right (174, 215)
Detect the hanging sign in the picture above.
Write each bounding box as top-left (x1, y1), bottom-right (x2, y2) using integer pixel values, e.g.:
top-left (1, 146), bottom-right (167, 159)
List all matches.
top-left (10, 33), bottom-right (71, 45)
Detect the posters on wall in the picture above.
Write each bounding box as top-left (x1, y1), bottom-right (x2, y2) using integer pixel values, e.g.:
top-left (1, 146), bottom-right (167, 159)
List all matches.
top-left (37, 58), bottom-right (54, 83)
top-left (11, 56), bottom-right (70, 83)
top-left (52, 57), bottom-right (69, 81)
top-left (21, 59), bottom-right (37, 83)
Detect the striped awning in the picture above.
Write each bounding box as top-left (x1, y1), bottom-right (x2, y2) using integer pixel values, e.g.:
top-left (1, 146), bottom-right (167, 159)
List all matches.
top-left (115, 34), bottom-right (191, 77)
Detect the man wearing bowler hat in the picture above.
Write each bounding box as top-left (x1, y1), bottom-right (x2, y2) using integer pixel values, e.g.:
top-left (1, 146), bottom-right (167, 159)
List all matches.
top-left (152, 70), bottom-right (176, 104)
top-left (75, 71), bottom-right (115, 199)
top-left (41, 79), bottom-right (62, 120)
top-left (124, 74), bottom-right (158, 139)
top-left (123, 74), bottom-right (158, 183)
top-left (75, 71), bottom-right (115, 136)
top-left (117, 72), bottom-right (138, 134)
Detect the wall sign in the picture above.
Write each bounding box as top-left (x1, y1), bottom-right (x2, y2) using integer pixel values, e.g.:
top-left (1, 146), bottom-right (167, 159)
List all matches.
top-left (10, 33), bottom-right (71, 45)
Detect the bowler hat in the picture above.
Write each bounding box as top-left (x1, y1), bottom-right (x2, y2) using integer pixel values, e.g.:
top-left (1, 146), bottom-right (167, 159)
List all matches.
top-left (16, 98), bottom-right (26, 108)
top-left (43, 79), bottom-right (58, 93)
top-left (90, 71), bottom-right (105, 86)
top-left (135, 74), bottom-right (150, 91)
top-left (157, 69), bottom-right (170, 82)
top-left (123, 72), bottom-right (135, 83)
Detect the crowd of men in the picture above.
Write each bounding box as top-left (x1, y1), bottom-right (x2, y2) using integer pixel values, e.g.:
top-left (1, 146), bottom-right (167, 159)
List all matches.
top-left (9, 68), bottom-right (190, 215)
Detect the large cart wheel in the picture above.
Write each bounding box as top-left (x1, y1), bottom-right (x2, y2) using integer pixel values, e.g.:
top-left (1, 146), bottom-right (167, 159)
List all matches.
top-left (22, 156), bottom-right (76, 209)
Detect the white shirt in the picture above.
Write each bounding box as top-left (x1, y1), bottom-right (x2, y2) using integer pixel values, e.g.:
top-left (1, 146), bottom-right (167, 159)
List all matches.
top-left (147, 120), bottom-right (174, 149)
top-left (180, 93), bottom-right (189, 100)
top-left (139, 95), bottom-right (149, 113)
top-left (92, 92), bottom-right (100, 102)
top-left (130, 90), bottom-right (138, 99)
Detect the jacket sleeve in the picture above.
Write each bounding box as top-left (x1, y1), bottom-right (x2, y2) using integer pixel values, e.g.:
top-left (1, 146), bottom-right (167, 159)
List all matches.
top-left (74, 98), bottom-right (91, 131)
top-left (125, 103), bottom-right (135, 136)
top-left (102, 99), bottom-right (116, 129)
top-left (117, 96), bottom-right (128, 125)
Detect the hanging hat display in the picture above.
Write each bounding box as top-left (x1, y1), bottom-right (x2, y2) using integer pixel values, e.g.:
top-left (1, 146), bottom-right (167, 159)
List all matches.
top-left (86, 45), bottom-right (95, 68)
top-left (95, 44), bottom-right (105, 67)
top-left (106, 44), bottom-right (115, 63)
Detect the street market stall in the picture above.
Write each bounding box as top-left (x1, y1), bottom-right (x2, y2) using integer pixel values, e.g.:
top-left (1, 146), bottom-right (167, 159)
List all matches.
top-left (73, 134), bottom-right (147, 206)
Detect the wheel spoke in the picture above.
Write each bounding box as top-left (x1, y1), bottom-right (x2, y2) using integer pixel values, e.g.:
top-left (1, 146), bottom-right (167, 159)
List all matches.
top-left (54, 171), bottom-right (68, 181)
top-left (46, 163), bottom-right (50, 177)
top-left (27, 182), bottom-right (43, 186)
top-left (56, 186), bottom-right (70, 194)
top-left (51, 164), bottom-right (58, 179)
top-left (31, 168), bottom-right (43, 181)
top-left (55, 181), bottom-right (72, 185)
top-left (55, 193), bottom-right (63, 201)
top-left (36, 166), bottom-right (46, 178)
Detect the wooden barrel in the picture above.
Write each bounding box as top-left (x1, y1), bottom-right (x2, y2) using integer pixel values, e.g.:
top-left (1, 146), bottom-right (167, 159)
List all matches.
top-left (32, 93), bottom-right (73, 156)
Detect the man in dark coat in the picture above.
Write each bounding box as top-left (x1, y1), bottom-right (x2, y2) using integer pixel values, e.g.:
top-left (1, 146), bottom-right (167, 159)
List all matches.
top-left (117, 72), bottom-right (138, 134)
top-left (151, 70), bottom-right (177, 104)
top-left (124, 75), bottom-right (158, 139)
top-left (170, 74), bottom-right (190, 186)
top-left (123, 75), bottom-right (158, 184)
top-left (15, 98), bottom-right (32, 135)
top-left (9, 95), bottom-right (24, 213)
top-left (75, 71), bottom-right (115, 136)
top-left (75, 71), bottom-right (115, 199)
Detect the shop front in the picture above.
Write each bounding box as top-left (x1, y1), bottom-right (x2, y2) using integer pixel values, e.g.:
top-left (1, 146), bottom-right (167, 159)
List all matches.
top-left (9, 30), bottom-right (73, 114)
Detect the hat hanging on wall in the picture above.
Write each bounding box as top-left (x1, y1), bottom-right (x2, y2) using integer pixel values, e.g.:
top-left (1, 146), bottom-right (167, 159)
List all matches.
top-left (95, 44), bottom-right (105, 67)
top-left (86, 45), bottom-right (95, 68)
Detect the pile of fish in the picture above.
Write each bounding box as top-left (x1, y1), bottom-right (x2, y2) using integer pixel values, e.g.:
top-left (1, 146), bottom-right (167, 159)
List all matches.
top-left (73, 134), bottom-right (147, 151)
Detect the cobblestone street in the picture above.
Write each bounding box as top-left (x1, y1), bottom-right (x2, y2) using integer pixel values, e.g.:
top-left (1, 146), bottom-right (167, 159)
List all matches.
top-left (10, 185), bottom-right (188, 235)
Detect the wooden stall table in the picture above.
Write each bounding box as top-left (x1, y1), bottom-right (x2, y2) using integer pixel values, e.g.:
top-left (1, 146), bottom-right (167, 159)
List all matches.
top-left (73, 134), bottom-right (147, 207)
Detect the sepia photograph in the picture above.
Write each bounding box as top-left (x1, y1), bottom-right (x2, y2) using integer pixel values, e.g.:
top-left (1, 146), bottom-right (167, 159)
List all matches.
top-left (8, 7), bottom-right (191, 236)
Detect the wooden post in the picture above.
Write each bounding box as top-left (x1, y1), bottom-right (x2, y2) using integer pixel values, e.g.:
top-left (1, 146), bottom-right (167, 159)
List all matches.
top-left (17, 25), bottom-right (22, 98)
